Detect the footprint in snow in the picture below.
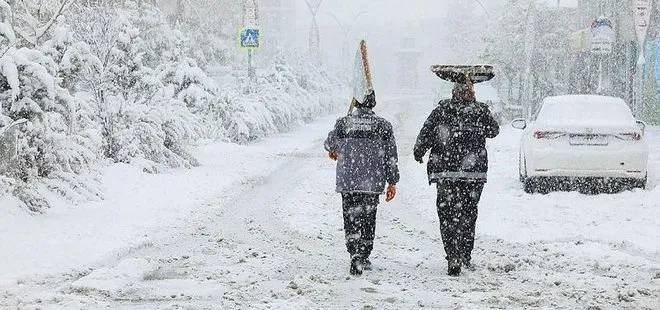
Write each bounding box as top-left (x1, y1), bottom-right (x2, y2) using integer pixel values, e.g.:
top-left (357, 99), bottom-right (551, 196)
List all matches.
top-left (360, 287), bottom-right (378, 293)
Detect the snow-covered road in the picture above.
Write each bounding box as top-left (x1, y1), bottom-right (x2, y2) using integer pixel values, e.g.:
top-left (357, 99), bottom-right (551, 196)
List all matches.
top-left (2, 95), bottom-right (659, 309)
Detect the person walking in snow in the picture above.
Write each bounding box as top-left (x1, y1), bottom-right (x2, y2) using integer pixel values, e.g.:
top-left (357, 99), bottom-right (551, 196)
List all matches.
top-left (413, 82), bottom-right (499, 277)
top-left (324, 90), bottom-right (400, 276)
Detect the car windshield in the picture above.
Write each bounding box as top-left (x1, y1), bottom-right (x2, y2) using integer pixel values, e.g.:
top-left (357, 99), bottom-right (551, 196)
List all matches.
top-left (536, 96), bottom-right (635, 127)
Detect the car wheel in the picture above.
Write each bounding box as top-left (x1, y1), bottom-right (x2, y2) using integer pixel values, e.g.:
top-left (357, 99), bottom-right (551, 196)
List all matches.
top-left (634, 176), bottom-right (648, 190)
top-left (518, 153), bottom-right (525, 183)
top-left (523, 177), bottom-right (536, 194)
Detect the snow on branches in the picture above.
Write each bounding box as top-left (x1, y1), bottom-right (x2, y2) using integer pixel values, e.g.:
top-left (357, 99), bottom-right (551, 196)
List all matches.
top-left (0, 1), bottom-right (342, 212)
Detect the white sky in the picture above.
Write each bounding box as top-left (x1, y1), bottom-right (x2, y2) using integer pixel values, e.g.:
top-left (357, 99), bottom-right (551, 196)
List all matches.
top-left (541, 0), bottom-right (579, 7)
top-left (290, 0), bottom-right (457, 90)
top-left (288, 0), bottom-right (579, 91)
top-left (296, 0), bottom-right (451, 25)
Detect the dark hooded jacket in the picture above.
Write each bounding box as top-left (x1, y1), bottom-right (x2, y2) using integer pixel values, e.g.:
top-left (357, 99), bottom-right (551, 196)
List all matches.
top-left (413, 99), bottom-right (499, 184)
top-left (324, 105), bottom-right (400, 194)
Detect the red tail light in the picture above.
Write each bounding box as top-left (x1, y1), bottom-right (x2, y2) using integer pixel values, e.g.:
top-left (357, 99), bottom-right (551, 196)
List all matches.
top-left (534, 131), bottom-right (565, 139)
top-left (616, 133), bottom-right (642, 141)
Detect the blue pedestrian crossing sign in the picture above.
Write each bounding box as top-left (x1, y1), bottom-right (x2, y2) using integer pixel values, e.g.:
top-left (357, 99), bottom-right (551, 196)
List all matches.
top-left (240, 28), bottom-right (260, 49)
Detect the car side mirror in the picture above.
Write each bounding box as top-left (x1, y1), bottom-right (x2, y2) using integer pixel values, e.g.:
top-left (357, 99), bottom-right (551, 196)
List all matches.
top-left (511, 118), bottom-right (527, 130)
top-left (636, 120), bottom-right (646, 136)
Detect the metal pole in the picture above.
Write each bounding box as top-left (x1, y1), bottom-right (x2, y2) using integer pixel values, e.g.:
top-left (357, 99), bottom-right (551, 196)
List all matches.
top-left (597, 59), bottom-right (604, 94)
top-left (248, 49), bottom-right (257, 92)
top-left (522, 1), bottom-right (536, 119)
top-left (243, 0), bottom-right (259, 93)
top-left (639, 62), bottom-right (646, 117)
top-left (248, 49), bottom-right (253, 77)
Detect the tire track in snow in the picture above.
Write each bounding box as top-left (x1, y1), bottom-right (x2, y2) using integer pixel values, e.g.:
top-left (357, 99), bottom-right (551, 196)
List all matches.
top-left (3, 96), bottom-right (658, 309)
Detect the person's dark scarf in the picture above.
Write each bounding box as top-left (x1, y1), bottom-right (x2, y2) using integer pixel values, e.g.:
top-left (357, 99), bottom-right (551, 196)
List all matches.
top-left (356, 90), bottom-right (377, 109)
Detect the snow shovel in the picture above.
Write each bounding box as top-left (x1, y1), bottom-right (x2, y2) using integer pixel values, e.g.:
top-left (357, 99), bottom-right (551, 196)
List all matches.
top-left (348, 40), bottom-right (374, 115)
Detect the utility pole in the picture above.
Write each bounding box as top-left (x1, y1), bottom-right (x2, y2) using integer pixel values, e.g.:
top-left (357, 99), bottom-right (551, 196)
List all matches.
top-left (522, 1), bottom-right (536, 119)
top-left (328, 11), bottom-right (366, 77)
top-left (305, 0), bottom-right (323, 64)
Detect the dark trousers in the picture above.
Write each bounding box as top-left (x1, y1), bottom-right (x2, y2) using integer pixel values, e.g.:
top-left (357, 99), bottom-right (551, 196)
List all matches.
top-left (436, 181), bottom-right (485, 263)
top-left (342, 193), bottom-right (379, 258)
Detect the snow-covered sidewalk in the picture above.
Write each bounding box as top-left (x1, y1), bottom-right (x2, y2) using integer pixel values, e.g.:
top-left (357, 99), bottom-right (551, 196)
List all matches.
top-left (0, 115), bottom-right (337, 285)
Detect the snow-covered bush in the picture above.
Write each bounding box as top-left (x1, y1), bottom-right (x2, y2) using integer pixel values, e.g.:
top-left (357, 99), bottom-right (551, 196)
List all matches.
top-left (223, 54), bottom-right (342, 143)
top-left (0, 38), bottom-right (98, 212)
top-left (0, 0), bottom-right (343, 212)
top-left (41, 16), bottom-right (102, 93)
top-left (83, 13), bottom-right (200, 171)
top-left (160, 58), bottom-right (216, 114)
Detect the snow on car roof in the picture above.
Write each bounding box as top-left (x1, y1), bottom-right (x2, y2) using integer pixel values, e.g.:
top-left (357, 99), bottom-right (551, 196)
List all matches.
top-left (543, 95), bottom-right (628, 106)
top-left (537, 95), bottom-right (636, 127)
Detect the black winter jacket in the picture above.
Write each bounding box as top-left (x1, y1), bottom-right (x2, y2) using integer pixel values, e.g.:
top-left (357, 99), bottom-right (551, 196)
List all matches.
top-left (413, 99), bottom-right (500, 184)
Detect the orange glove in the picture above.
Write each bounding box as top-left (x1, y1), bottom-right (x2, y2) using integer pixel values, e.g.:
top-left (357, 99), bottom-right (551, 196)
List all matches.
top-left (386, 184), bottom-right (397, 202)
top-left (328, 151), bottom-right (338, 161)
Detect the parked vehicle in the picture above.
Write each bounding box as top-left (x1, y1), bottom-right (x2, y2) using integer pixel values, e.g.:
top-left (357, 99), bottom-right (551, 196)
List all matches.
top-left (512, 95), bottom-right (649, 194)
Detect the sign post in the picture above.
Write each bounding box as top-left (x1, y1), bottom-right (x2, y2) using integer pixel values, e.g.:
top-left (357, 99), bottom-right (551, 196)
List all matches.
top-left (590, 18), bottom-right (614, 56)
top-left (634, 0), bottom-right (652, 65)
top-left (241, 0), bottom-right (260, 93)
top-left (590, 17), bottom-right (615, 94)
top-left (239, 28), bottom-right (260, 81)
top-left (634, 0), bottom-right (652, 116)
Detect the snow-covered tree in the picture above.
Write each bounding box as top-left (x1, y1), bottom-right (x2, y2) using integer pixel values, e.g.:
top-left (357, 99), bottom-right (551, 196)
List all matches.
top-left (223, 52), bottom-right (342, 142)
top-left (9, 0), bottom-right (74, 46)
top-left (41, 16), bottom-right (102, 92)
top-left (482, 1), bottom-right (576, 118)
top-left (88, 13), bottom-right (198, 169)
top-left (0, 10), bottom-right (99, 211)
top-left (1, 0), bottom-right (343, 212)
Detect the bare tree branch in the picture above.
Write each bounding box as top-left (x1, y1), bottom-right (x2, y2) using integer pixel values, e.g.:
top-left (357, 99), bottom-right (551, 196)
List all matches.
top-left (12, 0), bottom-right (76, 46)
top-left (34, 0), bottom-right (75, 42)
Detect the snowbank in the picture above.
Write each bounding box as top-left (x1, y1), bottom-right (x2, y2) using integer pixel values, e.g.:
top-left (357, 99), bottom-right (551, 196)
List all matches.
top-left (0, 116), bottom-right (338, 284)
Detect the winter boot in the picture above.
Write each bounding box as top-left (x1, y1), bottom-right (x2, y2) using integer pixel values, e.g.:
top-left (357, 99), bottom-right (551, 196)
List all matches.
top-left (462, 256), bottom-right (475, 271)
top-left (447, 259), bottom-right (461, 277)
top-left (350, 256), bottom-right (363, 276)
top-left (361, 258), bottom-right (372, 271)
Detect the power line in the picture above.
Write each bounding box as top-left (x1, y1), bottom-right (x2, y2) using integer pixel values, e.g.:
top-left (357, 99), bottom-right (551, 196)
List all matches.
top-left (473, 0), bottom-right (490, 16)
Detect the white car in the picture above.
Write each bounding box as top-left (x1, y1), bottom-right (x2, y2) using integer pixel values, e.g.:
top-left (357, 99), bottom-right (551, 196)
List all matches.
top-left (512, 95), bottom-right (649, 193)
